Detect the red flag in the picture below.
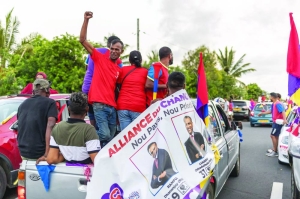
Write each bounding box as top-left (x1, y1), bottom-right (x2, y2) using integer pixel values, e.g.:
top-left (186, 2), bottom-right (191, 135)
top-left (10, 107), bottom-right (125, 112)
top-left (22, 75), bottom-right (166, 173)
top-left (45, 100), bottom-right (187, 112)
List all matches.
top-left (197, 53), bottom-right (208, 105)
top-left (287, 13), bottom-right (300, 78)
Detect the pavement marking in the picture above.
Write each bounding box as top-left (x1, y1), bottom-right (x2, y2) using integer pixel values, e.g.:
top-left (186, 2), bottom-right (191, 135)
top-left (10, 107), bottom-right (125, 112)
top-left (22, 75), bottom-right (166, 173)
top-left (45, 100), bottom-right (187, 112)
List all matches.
top-left (270, 182), bottom-right (283, 199)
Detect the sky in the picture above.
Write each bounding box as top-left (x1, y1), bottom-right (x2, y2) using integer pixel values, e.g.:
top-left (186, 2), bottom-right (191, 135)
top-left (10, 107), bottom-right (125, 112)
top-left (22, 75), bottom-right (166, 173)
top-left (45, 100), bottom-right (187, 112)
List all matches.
top-left (1, 0), bottom-right (300, 98)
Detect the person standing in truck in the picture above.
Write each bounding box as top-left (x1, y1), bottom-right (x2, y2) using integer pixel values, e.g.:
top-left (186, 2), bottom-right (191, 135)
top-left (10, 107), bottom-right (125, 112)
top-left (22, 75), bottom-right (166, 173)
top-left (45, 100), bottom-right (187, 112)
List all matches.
top-left (82, 36), bottom-right (123, 129)
top-left (79, 11), bottom-right (123, 147)
top-left (117, 50), bottom-right (148, 130)
top-left (145, 47), bottom-right (173, 107)
top-left (17, 79), bottom-right (57, 164)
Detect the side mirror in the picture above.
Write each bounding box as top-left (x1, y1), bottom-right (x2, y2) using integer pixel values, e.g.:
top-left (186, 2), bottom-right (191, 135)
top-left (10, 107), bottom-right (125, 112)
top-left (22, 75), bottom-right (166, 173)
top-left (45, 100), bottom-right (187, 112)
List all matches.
top-left (230, 121), bottom-right (243, 130)
top-left (235, 121), bottom-right (243, 130)
top-left (11, 123), bottom-right (18, 131)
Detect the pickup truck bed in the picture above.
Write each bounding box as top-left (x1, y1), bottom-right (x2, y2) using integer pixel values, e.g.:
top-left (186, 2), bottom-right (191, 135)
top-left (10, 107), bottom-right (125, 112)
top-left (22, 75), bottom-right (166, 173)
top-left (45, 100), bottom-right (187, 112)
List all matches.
top-left (19, 161), bottom-right (91, 199)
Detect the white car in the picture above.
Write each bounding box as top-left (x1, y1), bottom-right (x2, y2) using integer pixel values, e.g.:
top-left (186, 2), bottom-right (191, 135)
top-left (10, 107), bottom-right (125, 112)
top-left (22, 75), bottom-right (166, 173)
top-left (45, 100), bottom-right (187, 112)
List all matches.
top-left (288, 132), bottom-right (300, 198)
top-left (278, 107), bottom-right (298, 164)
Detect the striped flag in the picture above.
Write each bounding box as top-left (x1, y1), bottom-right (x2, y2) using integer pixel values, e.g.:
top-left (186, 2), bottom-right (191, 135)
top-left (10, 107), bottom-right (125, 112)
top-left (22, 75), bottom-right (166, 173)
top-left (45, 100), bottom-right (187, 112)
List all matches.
top-left (196, 53), bottom-right (209, 127)
top-left (287, 13), bottom-right (300, 105)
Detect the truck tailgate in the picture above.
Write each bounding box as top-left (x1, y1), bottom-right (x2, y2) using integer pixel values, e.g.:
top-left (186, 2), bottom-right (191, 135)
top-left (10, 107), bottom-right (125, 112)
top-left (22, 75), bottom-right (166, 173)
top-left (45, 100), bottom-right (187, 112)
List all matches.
top-left (24, 161), bottom-right (91, 199)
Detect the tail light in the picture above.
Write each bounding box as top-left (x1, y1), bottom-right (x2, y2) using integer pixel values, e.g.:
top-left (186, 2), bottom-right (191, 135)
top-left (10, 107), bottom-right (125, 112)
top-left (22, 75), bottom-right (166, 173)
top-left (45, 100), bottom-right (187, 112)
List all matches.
top-left (250, 112), bottom-right (254, 116)
top-left (18, 170), bottom-right (26, 199)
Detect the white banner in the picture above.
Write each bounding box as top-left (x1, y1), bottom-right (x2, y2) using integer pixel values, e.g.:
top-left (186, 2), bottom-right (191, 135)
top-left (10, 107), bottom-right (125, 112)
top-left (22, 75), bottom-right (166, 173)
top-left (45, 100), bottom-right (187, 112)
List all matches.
top-left (86, 90), bottom-right (216, 199)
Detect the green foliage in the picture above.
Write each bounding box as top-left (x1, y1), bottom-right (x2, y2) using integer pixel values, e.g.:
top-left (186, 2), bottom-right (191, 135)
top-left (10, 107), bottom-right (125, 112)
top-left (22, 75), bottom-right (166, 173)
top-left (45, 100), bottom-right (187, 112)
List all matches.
top-left (181, 45), bottom-right (223, 98)
top-left (217, 47), bottom-right (255, 85)
top-left (246, 83), bottom-right (263, 100)
top-left (0, 8), bottom-right (20, 68)
top-left (0, 67), bottom-right (23, 95)
top-left (10, 33), bottom-right (87, 93)
top-left (142, 50), bottom-right (159, 68)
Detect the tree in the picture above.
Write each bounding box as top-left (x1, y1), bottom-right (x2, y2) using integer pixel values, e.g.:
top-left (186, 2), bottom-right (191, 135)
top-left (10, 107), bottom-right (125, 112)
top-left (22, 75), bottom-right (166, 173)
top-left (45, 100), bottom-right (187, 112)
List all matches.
top-left (181, 45), bottom-right (223, 98)
top-left (0, 8), bottom-right (20, 68)
top-left (0, 67), bottom-right (22, 95)
top-left (142, 50), bottom-right (159, 68)
top-left (246, 83), bottom-right (263, 100)
top-left (217, 47), bottom-right (255, 85)
top-left (10, 33), bottom-right (88, 93)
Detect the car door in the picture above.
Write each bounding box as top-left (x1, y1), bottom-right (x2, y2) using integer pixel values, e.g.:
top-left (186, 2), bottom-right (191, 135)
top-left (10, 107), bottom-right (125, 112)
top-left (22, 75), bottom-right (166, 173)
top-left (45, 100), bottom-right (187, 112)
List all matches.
top-left (208, 104), bottom-right (229, 194)
top-left (215, 104), bottom-right (239, 175)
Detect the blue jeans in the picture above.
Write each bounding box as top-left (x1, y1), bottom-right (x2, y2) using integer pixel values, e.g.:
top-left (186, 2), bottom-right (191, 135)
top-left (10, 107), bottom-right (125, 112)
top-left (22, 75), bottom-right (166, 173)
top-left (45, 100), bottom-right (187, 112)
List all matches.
top-left (118, 110), bottom-right (141, 131)
top-left (93, 103), bottom-right (117, 145)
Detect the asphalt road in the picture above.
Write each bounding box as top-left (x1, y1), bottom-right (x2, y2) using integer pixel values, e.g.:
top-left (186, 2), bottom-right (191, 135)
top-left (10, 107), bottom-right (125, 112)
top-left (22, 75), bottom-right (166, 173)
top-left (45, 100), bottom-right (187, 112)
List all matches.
top-left (3, 122), bottom-right (292, 199)
top-left (217, 122), bottom-right (291, 199)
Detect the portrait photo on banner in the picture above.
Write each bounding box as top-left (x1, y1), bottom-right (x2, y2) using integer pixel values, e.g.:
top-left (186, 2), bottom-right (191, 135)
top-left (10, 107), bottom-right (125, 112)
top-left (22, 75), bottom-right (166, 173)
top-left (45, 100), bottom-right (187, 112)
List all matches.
top-left (171, 111), bottom-right (208, 165)
top-left (129, 129), bottom-right (178, 196)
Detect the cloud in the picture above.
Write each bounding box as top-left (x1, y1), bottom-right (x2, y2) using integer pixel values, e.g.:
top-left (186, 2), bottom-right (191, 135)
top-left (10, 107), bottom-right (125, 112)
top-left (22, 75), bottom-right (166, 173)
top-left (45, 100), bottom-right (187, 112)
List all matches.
top-left (156, 0), bottom-right (300, 97)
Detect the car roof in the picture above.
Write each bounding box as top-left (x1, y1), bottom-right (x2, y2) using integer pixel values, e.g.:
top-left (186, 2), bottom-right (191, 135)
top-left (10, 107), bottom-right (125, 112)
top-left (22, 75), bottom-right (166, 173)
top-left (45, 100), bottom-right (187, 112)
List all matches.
top-left (232, 100), bottom-right (249, 102)
top-left (0, 94), bottom-right (70, 101)
top-left (255, 102), bottom-right (272, 105)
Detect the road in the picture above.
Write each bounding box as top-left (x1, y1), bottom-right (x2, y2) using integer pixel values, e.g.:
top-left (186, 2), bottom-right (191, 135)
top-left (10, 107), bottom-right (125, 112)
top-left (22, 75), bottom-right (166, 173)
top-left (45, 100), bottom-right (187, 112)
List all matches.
top-left (3, 122), bottom-right (291, 199)
top-left (217, 122), bottom-right (291, 199)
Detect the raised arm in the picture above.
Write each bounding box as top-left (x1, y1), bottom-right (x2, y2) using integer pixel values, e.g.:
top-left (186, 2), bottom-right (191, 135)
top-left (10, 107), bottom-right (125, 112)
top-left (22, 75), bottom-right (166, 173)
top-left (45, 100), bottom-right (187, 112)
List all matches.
top-left (79, 11), bottom-right (94, 54)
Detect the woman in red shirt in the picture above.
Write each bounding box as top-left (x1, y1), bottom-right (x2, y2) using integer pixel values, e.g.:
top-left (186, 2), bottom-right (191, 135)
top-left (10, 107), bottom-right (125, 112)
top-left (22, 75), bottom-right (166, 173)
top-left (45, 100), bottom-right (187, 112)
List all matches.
top-left (117, 51), bottom-right (148, 130)
top-left (21, 72), bottom-right (58, 94)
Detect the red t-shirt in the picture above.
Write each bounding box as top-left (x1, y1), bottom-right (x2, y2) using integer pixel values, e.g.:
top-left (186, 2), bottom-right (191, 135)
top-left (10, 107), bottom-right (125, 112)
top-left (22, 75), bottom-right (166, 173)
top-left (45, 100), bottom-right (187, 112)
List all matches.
top-left (117, 65), bottom-right (148, 113)
top-left (88, 48), bottom-right (121, 108)
top-left (145, 62), bottom-right (169, 106)
top-left (21, 83), bottom-right (58, 94)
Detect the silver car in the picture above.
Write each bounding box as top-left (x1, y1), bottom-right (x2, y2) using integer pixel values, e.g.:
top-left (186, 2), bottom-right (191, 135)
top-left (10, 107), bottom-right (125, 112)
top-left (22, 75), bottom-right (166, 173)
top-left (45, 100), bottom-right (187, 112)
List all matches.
top-left (288, 131), bottom-right (300, 198)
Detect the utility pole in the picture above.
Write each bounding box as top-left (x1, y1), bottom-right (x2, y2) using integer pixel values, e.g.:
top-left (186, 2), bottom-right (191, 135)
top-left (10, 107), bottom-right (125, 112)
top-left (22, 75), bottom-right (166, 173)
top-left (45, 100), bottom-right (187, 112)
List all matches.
top-left (137, 18), bottom-right (140, 51)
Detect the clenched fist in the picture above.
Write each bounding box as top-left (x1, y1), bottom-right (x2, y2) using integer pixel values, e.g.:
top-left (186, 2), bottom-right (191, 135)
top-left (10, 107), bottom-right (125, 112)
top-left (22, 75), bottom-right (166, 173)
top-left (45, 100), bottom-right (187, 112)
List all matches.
top-left (84, 11), bottom-right (93, 20)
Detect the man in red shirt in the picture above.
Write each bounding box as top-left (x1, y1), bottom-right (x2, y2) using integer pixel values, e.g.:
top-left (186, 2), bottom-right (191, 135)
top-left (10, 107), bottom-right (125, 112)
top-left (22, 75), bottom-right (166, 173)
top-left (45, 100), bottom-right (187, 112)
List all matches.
top-left (145, 47), bottom-right (173, 106)
top-left (79, 11), bottom-right (123, 147)
top-left (259, 92), bottom-right (287, 157)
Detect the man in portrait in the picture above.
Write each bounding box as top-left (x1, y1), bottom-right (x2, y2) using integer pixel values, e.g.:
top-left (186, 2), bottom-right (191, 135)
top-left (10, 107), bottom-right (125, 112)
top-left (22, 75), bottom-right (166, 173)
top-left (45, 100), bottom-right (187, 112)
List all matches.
top-left (184, 116), bottom-right (206, 164)
top-left (147, 142), bottom-right (176, 189)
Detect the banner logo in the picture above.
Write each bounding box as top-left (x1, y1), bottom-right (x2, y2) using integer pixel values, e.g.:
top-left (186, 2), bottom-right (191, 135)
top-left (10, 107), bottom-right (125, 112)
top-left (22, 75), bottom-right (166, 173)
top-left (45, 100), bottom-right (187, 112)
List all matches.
top-left (101, 183), bottom-right (124, 199)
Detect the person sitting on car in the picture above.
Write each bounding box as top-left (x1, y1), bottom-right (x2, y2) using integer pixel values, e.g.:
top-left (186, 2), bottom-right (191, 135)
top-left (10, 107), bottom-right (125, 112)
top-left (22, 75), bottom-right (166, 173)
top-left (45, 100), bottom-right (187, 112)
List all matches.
top-left (21, 72), bottom-right (59, 94)
top-left (47, 92), bottom-right (101, 164)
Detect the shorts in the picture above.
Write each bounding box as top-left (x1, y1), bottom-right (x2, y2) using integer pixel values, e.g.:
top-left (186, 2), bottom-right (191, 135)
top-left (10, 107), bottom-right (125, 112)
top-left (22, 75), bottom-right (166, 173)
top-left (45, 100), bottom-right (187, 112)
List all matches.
top-left (88, 103), bottom-right (95, 120)
top-left (271, 123), bottom-right (283, 137)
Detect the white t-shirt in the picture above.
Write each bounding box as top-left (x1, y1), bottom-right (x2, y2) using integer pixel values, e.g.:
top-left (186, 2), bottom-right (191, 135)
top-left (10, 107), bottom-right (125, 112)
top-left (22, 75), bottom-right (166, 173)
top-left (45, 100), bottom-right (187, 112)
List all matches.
top-left (224, 101), bottom-right (229, 112)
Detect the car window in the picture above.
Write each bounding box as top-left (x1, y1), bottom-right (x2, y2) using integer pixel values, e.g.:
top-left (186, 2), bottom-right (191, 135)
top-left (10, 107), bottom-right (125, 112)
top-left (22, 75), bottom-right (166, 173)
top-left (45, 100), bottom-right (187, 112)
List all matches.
top-left (208, 105), bottom-right (222, 140)
top-left (0, 100), bottom-right (22, 124)
top-left (287, 110), bottom-right (297, 125)
top-left (233, 101), bottom-right (247, 107)
top-left (254, 104), bottom-right (271, 111)
top-left (216, 104), bottom-right (231, 134)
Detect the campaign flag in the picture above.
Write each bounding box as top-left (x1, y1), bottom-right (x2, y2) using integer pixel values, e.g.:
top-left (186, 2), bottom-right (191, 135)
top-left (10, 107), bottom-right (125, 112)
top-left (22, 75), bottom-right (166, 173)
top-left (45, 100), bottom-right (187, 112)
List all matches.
top-left (196, 53), bottom-right (209, 127)
top-left (152, 64), bottom-right (161, 100)
top-left (288, 13), bottom-right (300, 105)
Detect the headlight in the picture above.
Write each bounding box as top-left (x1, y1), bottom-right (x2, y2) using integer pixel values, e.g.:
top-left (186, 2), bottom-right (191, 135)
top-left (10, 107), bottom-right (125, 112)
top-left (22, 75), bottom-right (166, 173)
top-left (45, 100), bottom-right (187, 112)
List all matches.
top-left (289, 137), bottom-right (300, 158)
top-left (281, 136), bottom-right (289, 145)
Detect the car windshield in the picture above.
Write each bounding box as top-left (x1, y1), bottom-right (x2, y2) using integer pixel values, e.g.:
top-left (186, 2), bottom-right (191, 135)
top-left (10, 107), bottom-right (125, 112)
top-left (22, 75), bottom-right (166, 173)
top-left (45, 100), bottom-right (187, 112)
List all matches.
top-left (0, 100), bottom-right (23, 124)
top-left (233, 101), bottom-right (247, 107)
top-left (254, 104), bottom-right (271, 111)
top-left (287, 109), bottom-right (297, 124)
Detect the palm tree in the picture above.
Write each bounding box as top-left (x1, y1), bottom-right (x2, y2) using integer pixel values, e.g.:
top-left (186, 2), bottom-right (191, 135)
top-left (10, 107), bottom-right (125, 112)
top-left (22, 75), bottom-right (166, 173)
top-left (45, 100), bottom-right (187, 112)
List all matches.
top-left (217, 47), bottom-right (255, 84)
top-left (0, 8), bottom-right (20, 68)
top-left (142, 50), bottom-right (159, 68)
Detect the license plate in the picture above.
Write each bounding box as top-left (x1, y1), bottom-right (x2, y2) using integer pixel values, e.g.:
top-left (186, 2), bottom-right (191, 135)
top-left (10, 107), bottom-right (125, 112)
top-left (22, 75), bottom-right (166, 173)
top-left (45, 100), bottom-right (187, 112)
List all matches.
top-left (233, 108), bottom-right (241, 111)
top-left (258, 120), bottom-right (269, 123)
